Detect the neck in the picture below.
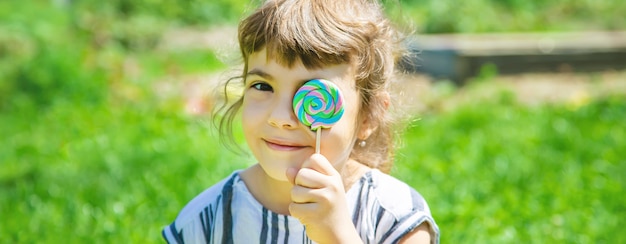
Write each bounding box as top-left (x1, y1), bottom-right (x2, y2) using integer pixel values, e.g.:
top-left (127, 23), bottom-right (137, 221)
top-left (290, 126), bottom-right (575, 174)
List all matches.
top-left (340, 158), bottom-right (371, 190)
top-left (240, 164), bottom-right (294, 215)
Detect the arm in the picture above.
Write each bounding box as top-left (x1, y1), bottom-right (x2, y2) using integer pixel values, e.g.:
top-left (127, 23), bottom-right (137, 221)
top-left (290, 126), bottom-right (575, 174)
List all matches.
top-left (398, 222), bottom-right (432, 244)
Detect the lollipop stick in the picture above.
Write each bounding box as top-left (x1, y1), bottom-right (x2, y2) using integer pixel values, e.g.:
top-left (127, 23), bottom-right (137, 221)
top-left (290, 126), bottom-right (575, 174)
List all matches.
top-left (315, 129), bottom-right (321, 154)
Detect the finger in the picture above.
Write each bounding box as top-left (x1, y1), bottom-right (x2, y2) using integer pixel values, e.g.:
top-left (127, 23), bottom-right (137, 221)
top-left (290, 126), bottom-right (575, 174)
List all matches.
top-left (290, 185), bottom-right (321, 203)
top-left (294, 168), bottom-right (328, 189)
top-left (301, 153), bottom-right (339, 176)
top-left (288, 201), bottom-right (319, 220)
top-left (286, 167), bottom-right (299, 185)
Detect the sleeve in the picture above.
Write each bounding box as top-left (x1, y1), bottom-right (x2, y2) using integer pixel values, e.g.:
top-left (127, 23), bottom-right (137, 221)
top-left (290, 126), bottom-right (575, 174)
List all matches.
top-left (162, 204), bottom-right (223, 244)
top-left (381, 209), bottom-right (439, 244)
top-left (371, 171), bottom-right (440, 244)
top-left (162, 222), bottom-right (185, 244)
top-left (161, 172), bottom-right (236, 244)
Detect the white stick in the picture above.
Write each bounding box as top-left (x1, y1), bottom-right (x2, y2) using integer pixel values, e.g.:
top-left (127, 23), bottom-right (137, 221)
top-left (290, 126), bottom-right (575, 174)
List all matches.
top-left (315, 129), bottom-right (321, 154)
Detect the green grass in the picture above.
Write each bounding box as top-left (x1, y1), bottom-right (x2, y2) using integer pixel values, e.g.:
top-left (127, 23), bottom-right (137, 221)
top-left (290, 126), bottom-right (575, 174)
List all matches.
top-left (393, 94), bottom-right (626, 243)
top-left (0, 100), bottom-right (250, 242)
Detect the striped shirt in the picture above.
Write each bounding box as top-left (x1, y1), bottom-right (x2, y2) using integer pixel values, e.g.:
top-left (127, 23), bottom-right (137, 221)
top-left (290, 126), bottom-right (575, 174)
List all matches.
top-left (162, 169), bottom-right (439, 244)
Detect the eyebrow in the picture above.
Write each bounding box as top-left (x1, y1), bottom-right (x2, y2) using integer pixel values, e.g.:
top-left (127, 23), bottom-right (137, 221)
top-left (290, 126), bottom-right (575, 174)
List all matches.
top-left (246, 68), bottom-right (312, 87)
top-left (246, 69), bottom-right (274, 81)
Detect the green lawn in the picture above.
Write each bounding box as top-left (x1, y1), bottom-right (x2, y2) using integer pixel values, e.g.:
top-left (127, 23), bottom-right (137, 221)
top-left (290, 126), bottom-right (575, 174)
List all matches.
top-left (394, 93), bottom-right (626, 243)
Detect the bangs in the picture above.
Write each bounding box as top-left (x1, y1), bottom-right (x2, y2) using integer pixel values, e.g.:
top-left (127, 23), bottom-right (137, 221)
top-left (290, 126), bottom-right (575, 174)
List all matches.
top-left (238, 0), bottom-right (363, 69)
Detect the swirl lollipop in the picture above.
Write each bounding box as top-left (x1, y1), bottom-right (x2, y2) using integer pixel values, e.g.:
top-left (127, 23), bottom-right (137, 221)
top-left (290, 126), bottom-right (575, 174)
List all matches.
top-left (293, 79), bottom-right (344, 153)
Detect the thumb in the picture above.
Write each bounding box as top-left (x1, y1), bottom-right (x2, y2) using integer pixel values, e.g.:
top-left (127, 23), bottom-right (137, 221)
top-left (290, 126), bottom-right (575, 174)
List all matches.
top-left (302, 153), bottom-right (338, 176)
top-left (285, 167), bottom-right (299, 185)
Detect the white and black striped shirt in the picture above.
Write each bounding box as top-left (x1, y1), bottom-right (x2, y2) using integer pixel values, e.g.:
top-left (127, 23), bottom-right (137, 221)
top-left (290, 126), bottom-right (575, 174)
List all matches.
top-left (163, 169), bottom-right (439, 244)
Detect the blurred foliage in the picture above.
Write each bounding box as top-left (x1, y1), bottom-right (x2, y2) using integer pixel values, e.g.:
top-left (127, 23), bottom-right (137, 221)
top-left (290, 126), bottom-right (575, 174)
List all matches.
top-left (0, 0), bottom-right (228, 112)
top-left (1, 0), bottom-right (625, 243)
top-left (387, 0), bottom-right (625, 33)
top-left (2, 0), bottom-right (623, 109)
top-left (70, 0), bottom-right (250, 25)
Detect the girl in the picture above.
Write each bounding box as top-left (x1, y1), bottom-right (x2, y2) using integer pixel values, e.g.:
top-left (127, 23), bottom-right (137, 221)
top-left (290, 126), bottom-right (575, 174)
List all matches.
top-left (163, 0), bottom-right (439, 243)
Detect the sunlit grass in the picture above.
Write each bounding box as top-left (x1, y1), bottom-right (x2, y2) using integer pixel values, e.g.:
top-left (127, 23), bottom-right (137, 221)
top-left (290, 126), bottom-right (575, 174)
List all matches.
top-left (0, 99), bottom-right (250, 242)
top-left (393, 94), bottom-right (625, 243)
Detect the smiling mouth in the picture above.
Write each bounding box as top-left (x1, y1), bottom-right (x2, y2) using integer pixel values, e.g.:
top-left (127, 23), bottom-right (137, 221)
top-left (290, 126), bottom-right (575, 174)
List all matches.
top-left (263, 139), bottom-right (308, 151)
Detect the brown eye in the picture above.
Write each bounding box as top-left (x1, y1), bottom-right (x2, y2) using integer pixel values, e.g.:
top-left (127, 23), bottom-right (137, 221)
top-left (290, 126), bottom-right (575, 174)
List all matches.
top-left (252, 82), bottom-right (273, 92)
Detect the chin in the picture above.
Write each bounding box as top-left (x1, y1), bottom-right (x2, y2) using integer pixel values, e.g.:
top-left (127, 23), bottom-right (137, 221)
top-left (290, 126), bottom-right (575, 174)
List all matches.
top-left (259, 163), bottom-right (290, 182)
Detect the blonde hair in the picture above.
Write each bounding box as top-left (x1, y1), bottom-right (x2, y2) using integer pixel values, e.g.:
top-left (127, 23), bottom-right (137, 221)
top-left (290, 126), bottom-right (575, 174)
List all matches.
top-left (217, 0), bottom-right (406, 173)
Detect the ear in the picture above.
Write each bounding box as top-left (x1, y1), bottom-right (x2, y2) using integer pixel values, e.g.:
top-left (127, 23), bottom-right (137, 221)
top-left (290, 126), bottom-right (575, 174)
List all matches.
top-left (357, 91), bottom-right (390, 140)
top-left (357, 120), bottom-right (375, 141)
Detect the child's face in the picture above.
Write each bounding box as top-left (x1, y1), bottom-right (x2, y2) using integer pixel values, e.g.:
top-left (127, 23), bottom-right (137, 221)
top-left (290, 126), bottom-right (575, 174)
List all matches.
top-left (241, 48), bottom-right (364, 182)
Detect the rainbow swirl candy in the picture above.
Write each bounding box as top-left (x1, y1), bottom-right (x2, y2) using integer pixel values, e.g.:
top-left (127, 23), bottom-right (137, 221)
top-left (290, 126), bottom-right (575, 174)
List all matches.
top-left (293, 79), bottom-right (344, 131)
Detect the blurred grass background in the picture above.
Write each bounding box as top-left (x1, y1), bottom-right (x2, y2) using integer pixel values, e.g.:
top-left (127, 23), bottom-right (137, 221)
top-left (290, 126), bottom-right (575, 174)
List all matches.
top-left (1, 0), bottom-right (625, 243)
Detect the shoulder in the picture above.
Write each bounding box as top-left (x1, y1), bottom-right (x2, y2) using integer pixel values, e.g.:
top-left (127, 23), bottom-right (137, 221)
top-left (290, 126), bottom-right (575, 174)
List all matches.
top-left (171, 171), bottom-right (241, 228)
top-left (368, 169), bottom-right (431, 217)
top-left (363, 169), bottom-right (440, 243)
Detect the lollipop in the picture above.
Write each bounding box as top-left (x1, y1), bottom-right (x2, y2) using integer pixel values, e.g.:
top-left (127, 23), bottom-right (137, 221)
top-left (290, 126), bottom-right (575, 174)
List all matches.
top-left (293, 79), bottom-right (344, 153)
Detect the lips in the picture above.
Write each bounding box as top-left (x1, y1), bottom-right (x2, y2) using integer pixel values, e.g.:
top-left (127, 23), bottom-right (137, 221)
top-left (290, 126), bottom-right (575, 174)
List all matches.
top-left (263, 138), bottom-right (309, 151)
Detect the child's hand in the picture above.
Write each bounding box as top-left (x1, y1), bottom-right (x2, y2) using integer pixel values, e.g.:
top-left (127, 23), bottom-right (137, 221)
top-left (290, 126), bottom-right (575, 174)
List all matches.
top-left (286, 154), bottom-right (362, 244)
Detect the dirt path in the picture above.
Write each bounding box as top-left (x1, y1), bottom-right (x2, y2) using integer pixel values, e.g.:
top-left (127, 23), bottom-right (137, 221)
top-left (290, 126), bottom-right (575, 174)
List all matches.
top-left (392, 71), bottom-right (626, 113)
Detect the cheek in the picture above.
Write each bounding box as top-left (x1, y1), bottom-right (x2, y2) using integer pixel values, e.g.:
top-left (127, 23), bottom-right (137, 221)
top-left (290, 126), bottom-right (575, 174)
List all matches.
top-left (339, 91), bottom-right (361, 133)
top-left (241, 100), bottom-right (264, 132)
top-left (320, 118), bottom-right (357, 165)
top-left (326, 96), bottom-right (361, 143)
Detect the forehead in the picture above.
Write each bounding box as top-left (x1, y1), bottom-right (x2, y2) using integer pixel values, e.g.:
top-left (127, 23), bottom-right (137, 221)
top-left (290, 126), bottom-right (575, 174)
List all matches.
top-left (247, 48), bottom-right (355, 87)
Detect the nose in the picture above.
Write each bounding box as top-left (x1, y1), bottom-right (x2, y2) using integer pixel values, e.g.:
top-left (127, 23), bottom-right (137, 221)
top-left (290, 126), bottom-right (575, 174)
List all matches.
top-left (267, 95), bottom-right (299, 129)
